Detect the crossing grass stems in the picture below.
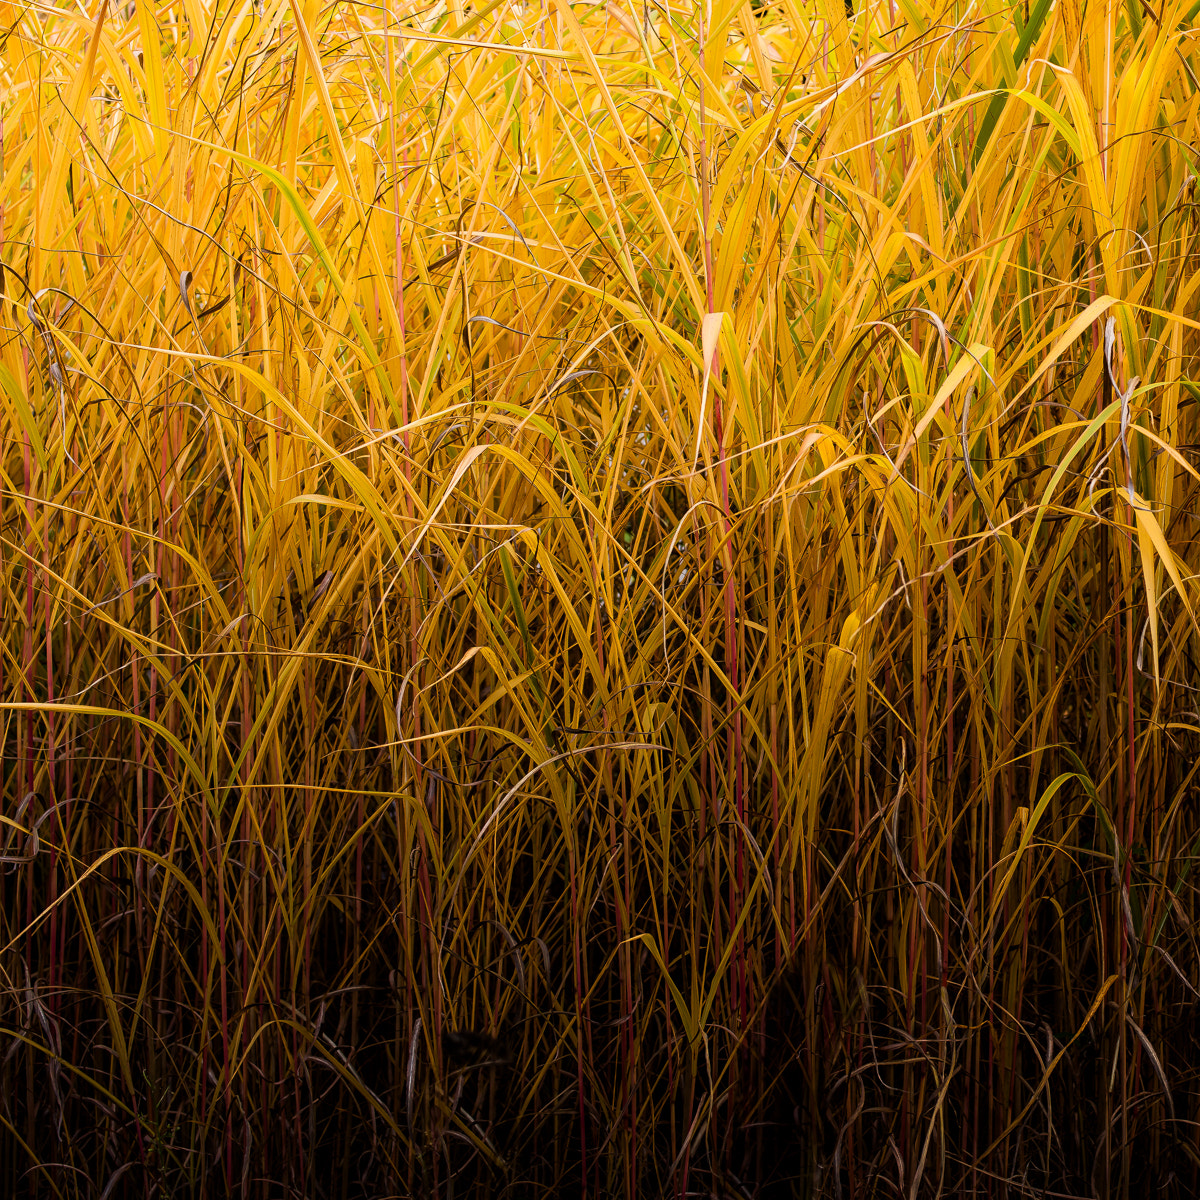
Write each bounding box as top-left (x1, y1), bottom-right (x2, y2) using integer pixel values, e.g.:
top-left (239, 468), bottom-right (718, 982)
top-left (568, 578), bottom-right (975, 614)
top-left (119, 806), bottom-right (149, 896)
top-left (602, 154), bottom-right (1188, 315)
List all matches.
top-left (3, 0), bottom-right (1200, 1195)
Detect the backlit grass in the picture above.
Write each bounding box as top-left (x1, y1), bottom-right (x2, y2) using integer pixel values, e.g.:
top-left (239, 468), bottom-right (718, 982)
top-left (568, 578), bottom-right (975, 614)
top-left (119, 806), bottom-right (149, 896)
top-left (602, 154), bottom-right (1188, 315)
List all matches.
top-left (4, 0), bottom-right (1200, 1195)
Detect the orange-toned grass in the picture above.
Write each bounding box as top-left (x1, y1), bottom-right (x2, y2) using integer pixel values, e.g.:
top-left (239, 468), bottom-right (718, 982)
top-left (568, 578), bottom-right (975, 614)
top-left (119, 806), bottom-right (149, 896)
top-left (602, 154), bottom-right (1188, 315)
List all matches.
top-left (3, 0), bottom-right (1200, 1195)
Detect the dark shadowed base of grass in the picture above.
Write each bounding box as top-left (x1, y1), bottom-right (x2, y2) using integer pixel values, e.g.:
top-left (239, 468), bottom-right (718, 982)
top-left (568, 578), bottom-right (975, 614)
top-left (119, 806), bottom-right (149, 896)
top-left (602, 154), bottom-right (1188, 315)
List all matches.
top-left (4, 758), bottom-right (1200, 1199)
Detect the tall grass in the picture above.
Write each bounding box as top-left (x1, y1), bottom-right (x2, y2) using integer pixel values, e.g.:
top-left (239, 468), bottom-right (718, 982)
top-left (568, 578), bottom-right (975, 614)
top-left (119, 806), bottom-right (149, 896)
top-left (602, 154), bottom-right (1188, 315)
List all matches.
top-left (3, 0), bottom-right (1200, 1194)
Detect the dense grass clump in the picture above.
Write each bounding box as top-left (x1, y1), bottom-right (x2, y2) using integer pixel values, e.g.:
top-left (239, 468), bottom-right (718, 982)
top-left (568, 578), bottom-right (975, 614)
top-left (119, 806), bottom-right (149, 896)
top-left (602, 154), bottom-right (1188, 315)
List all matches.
top-left (4, 0), bottom-right (1200, 1195)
